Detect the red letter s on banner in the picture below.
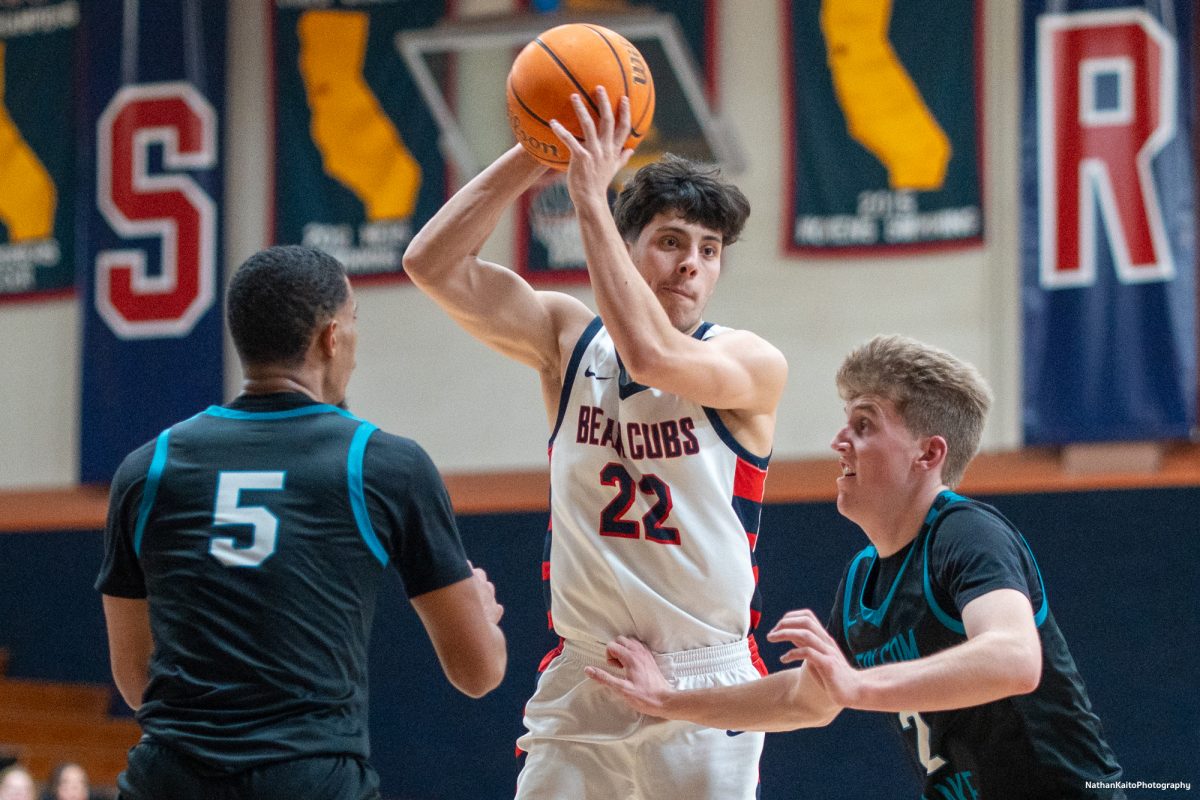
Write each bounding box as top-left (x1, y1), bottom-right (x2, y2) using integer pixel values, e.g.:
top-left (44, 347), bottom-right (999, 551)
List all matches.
top-left (96, 82), bottom-right (217, 338)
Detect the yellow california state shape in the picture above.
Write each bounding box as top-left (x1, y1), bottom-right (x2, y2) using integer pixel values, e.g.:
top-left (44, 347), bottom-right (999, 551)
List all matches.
top-left (0, 41), bottom-right (56, 241)
top-left (820, 0), bottom-right (951, 191)
top-left (298, 10), bottom-right (421, 221)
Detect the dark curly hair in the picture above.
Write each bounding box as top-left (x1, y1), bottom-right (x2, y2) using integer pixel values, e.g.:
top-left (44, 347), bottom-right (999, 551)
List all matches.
top-left (612, 154), bottom-right (750, 246)
top-left (227, 245), bottom-right (348, 366)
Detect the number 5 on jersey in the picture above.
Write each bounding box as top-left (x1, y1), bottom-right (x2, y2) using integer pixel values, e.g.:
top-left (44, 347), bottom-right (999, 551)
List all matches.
top-left (211, 471), bottom-right (285, 567)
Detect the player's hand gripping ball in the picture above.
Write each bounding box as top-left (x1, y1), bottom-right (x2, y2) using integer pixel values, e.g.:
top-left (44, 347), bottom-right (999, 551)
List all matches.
top-left (507, 23), bottom-right (655, 170)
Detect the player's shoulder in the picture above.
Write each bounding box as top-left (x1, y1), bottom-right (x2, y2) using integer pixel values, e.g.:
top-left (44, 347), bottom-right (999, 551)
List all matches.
top-left (111, 434), bottom-right (161, 490)
top-left (361, 428), bottom-right (445, 483)
top-left (701, 323), bottom-right (787, 363)
top-left (930, 499), bottom-right (1024, 559)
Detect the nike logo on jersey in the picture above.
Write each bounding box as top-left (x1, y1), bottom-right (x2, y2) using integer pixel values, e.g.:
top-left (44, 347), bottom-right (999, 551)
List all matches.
top-left (726, 729), bottom-right (745, 737)
top-left (585, 366), bottom-right (613, 380)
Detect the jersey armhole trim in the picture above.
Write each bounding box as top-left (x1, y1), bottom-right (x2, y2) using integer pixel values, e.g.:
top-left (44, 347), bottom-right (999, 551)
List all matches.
top-left (922, 494), bottom-right (1049, 633)
top-left (548, 316), bottom-right (604, 447)
top-left (132, 428), bottom-right (171, 558)
top-left (842, 547), bottom-right (875, 647)
top-left (348, 422), bottom-right (388, 567)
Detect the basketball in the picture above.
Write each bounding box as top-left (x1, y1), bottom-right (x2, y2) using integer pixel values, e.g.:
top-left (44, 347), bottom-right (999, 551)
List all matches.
top-left (506, 23), bottom-right (655, 170)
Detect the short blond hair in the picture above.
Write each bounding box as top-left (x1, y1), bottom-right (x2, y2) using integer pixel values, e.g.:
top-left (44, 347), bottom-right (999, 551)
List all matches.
top-left (836, 335), bottom-right (993, 487)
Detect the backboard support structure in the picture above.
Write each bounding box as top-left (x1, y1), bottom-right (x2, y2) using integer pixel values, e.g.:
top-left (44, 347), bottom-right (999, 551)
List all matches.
top-left (396, 9), bottom-right (746, 185)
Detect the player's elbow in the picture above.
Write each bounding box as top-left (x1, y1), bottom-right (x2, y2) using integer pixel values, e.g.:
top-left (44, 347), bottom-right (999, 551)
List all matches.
top-left (445, 649), bottom-right (507, 699)
top-left (1005, 639), bottom-right (1043, 696)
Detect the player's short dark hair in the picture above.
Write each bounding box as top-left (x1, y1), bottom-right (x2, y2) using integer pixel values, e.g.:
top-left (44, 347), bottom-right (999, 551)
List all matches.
top-left (613, 154), bottom-right (750, 246)
top-left (227, 245), bottom-right (348, 366)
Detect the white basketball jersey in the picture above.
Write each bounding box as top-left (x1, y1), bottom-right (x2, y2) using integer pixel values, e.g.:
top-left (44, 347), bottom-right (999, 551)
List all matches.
top-left (544, 318), bottom-right (769, 653)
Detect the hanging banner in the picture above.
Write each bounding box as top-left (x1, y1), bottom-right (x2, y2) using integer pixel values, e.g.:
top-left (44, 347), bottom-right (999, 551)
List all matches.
top-left (273, 0), bottom-right (447, 282)
top-left (516, 0), bottom-right (717, 281)
top-left (78, 1), bottom-right (225, 483)
top-left (0, 2), bottom-right (78, 300)
top-left (783, 0), bottom-right (983, 255)
top-left (1021, 0), bottom-right (1196, 444)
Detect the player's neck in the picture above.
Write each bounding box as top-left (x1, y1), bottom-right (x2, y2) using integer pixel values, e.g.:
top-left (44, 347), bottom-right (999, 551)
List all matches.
top-left (240, 365), bottom-right (325, 404)
top-left (862, 483), bottom-right (948, 557)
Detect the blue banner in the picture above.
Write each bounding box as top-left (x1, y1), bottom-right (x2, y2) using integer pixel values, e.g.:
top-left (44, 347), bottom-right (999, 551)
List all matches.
top-left (0, 1), bottom-right (78, 299)
top-left (78, 1), bottom-right (225, 483)
top-left (1021, 0), bottom-right (1196, 443)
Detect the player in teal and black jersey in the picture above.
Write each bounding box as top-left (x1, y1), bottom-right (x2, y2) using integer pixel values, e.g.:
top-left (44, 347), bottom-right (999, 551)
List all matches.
top-left (587, 334), bottom-right (1125, 799)
top-left (97, 245), bottom-right (507, 800)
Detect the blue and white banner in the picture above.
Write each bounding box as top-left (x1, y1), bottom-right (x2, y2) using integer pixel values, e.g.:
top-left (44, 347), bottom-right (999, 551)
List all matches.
top-left (1021, 0), bottom-right (1195, 444)
top-left (78, 1), bottom-right (225, 483)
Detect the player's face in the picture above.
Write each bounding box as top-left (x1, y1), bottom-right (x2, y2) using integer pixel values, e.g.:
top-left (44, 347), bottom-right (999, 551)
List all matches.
top-left (830, 395), bottom-right (926, 532)
top-left (627, 212), bottom-right (723, 333)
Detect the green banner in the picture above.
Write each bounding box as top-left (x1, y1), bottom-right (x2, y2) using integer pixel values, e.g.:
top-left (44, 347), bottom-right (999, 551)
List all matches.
top-left (0, 1), bottom-right (77, 299)
top-left (785, 0), bottom-right (982, 255)
top-left (273, 0), bottom-right (446, 280)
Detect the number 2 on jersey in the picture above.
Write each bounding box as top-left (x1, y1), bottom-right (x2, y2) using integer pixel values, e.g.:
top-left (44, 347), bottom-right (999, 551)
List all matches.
top-left (210, 471), bottom-right (285, 567)
top-left (598, 463), bottom-right (680, 545)
top-left (899, 710), bottom-right (947, 774)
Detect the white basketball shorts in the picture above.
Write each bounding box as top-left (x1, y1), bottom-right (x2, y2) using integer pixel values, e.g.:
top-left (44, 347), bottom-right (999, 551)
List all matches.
top-left (514, 637), bottom-right (766, 800)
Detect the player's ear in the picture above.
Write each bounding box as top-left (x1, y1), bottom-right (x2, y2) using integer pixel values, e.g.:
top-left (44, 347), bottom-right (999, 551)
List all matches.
top-left (917, 435), bottom-right (948, 475)
top-left (317, 318), bottom-right (338, 359)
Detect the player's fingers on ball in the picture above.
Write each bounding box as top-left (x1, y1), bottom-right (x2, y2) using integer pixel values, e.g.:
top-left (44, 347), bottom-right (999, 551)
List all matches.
top-left (615, 96), bottom-right (632, 141)
top-left (594, 85), bottom-right (613, 129)
top-left (570, 93), bottom-right (598, 139)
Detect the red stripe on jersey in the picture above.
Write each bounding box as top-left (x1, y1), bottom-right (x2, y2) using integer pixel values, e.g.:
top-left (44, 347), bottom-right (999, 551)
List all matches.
top-left (746, 531), bottom-right (758, 550)
top-left (546, 610), bottom-right (554, 630)
top-left (748, 633), bottom-right (768, 676)
top-left (541, 561), bottom-right (551, 580)
top-left (538, 639), bottom-right (565, 672)
top-left (734, 458), bottom-right (767, 500)
top-left (750, 608), bottom-right (762, 629)
top-left (752, 565), bottom-right (759, 583)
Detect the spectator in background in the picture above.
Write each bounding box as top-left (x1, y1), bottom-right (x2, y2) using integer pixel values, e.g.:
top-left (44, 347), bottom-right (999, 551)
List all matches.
top-left (41, 764), bottom-right (89, 800)
top-left (0, 765), bottom-right (35, 800)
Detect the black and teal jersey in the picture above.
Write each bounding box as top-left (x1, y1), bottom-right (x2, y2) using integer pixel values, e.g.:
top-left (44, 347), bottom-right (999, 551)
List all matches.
top-left (96, 392), bottom-right (472, 772)
top-left (827, 490), bottom-right (1124, 799)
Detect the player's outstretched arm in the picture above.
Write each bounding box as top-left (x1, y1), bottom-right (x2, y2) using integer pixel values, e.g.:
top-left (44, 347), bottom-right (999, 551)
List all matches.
top-left (585, 635), bottom-right (841, 732)
top-left (780, 591), bottom-right (1042, 714)
top-left (403, 145), bottom-right (591, 372)
top-left (411, 564), bottom-right (507, 698)
top-left (102, 595), bottom-right (153, 711)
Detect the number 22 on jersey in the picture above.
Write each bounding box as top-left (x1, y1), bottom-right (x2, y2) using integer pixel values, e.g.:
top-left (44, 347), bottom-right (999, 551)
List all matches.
top-left (210, 471), bottom-right (285, 567)
top-left (597, 463), bottom-right (680, 545)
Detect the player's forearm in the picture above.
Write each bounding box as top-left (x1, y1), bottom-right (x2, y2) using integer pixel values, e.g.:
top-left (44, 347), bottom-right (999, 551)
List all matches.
top-left (404, 145), bottom-right (546, 283)
top-left (574, 194), bottom-right (679, 373)
top-left (662, 669), bottom-right (840, 733)
top-left (850, 630), bottom-right (1042, 713)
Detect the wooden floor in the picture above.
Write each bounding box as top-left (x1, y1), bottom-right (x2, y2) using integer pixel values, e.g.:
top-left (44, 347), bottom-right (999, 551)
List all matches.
top-left (2, 441), bottom-right (1198, 530)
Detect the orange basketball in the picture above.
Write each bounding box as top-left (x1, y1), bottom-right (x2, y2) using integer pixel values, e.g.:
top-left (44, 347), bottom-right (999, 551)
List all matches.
top-left (506, 23), bottom-right (655, 170)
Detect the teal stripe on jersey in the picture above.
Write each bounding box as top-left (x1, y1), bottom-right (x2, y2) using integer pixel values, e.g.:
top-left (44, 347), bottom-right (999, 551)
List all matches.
top-left (203, 404), bottom-right (360, 421)
top-left (134, 429), bottom-right (171, 557)
top-left (347, 422), bottom-right (388, 566)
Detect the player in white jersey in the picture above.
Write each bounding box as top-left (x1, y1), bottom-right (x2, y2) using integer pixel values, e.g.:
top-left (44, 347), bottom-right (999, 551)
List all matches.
top-left (403, 88), bottom-right (788, 799)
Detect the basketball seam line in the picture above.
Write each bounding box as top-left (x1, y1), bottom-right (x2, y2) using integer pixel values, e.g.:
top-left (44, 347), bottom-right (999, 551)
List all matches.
top-left (534, 38), bottom-right (604, 119)
top-left (509, 76), bottom-right (574, 161)
top-left (582, 25), bottom-right (629, 98)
